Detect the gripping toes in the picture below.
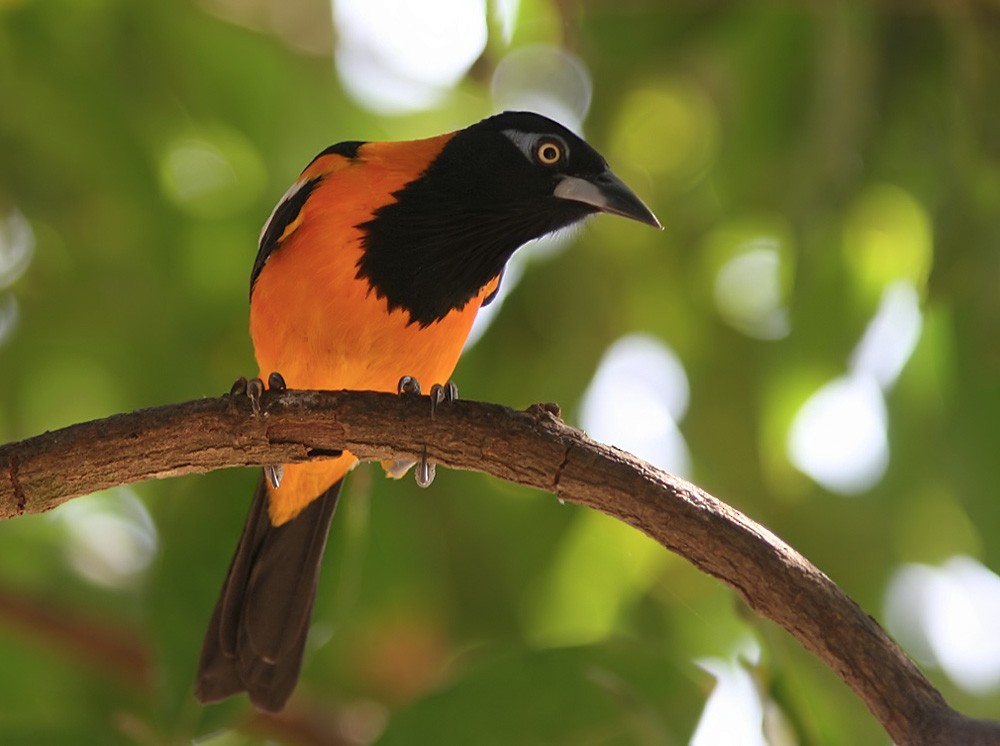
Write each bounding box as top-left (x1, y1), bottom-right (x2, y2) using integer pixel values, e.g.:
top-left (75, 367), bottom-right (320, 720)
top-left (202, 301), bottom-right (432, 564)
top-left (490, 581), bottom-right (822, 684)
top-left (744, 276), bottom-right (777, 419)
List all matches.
top-left (397, 375), bottom-right (422, 396)
top-left (429, 380), bottom-right (458, 420)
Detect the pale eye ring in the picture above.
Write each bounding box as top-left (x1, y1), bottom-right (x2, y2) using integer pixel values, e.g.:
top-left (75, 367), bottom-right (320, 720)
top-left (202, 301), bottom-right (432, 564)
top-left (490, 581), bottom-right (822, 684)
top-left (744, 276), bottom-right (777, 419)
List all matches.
top-left (535, 138), bottom-right (564, 166)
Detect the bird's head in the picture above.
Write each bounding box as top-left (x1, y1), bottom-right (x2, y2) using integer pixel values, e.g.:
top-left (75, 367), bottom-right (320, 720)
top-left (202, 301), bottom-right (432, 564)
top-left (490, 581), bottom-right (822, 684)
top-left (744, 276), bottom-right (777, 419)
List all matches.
top-left (359, 111), bottom-right (661, 325)
top-left (431, 111), bottom-right (661, 230)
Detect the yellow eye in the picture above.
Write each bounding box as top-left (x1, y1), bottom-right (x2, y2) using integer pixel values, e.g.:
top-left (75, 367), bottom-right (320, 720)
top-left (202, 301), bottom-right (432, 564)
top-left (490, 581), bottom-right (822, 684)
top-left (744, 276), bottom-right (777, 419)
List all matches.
top-left (535, 139), bottom-right (563, 166)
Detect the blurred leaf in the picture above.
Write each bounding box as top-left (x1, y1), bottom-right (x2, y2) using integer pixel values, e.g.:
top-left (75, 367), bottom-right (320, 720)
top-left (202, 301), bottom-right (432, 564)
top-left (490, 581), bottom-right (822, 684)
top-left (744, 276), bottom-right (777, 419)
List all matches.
top-left (377, 643), bottom-right (702, 746)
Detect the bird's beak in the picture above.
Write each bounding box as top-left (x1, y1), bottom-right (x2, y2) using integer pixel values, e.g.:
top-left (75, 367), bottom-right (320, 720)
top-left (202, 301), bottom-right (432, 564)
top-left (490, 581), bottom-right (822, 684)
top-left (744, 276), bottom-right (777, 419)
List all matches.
top-left (554, 170), bottom-right (662, 229)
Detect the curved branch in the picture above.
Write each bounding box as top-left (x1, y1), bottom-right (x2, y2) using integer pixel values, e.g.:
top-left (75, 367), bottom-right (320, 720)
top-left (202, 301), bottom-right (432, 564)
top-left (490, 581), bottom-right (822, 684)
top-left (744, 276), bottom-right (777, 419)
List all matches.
top-left (0, 389), bottom-right (996, 745)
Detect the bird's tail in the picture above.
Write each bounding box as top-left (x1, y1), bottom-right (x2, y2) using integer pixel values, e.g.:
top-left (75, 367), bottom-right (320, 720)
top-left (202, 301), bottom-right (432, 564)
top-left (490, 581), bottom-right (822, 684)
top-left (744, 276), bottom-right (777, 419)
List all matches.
top-left (195, 474), bottom-right (342, 712)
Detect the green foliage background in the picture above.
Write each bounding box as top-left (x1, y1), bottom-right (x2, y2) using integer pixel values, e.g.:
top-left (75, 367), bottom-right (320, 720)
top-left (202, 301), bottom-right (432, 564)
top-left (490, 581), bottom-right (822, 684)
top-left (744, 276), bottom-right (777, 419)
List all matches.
top-left (1, 1), bottom-right (999, 744)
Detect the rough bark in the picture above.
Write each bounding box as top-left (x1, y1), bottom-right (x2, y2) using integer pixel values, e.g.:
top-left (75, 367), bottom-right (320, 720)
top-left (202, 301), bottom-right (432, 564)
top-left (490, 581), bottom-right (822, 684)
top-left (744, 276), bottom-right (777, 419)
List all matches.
top-left (1, 388), bottom-right (997, 745)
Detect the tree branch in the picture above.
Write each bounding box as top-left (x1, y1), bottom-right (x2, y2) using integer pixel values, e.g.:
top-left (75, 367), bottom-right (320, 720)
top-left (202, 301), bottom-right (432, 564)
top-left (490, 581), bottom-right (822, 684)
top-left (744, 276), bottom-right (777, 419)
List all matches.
top-left (0, 389), bottom-right (996, 745)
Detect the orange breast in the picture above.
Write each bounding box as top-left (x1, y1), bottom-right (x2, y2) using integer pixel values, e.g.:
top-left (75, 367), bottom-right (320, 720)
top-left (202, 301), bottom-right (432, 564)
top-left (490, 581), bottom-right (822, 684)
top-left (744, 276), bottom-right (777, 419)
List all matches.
top-left (249, 137), bottom-right (496, 524)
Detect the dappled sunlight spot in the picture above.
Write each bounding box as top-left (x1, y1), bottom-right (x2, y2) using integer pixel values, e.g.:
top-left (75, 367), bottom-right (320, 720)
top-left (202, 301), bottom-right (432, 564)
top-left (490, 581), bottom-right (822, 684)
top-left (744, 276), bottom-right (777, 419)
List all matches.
top-left (850, 280), bottom-right (922, 389)
top-left (54, 488), bottom-right (158, 589)
top-left (490, 45), bottom-right (592, 131)
top-left (885, 557), bottom-right (1000, 694)
top-left (0, 208), bottom-right (35, 291)
top-left (164, 140), bottom-right (235, 202)
top-left (338, 700), bottom-right (389, 745)
top-left (159, 128), bottom-right (266, 218)
top-left (579, 333), bottom-right (691, 477)
top-left (611, 82), bottom-right (718, 191)
top-left (690, 640), bottom-right (768, 746)
top-left (702, 215), bottom-right (793, 340)
top-left (843, 184), bottom-right (933, 298)
top-left (493, 0), bottom-right (520, 45)
top-left (787, 373), bottom-right (888, 495)
top-left (520, 510), bottom-right (665, 648)
top-left (0, 208), bottom-right (34, 349)
top-left (333, 0), bottom-right (487, 114)
top-left (787, 280), bottom-right (923, 495)
top-left (713, 239), bottom-right (790, 340)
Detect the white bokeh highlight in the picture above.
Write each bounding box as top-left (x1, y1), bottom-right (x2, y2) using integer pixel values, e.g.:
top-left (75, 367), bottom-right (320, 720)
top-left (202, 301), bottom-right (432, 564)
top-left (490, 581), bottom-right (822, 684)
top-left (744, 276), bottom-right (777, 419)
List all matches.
top-left (55, 488), bottom-right (159, 589)
top-left (787, 373), bottom-right (888, 495)
top-left (579, 333), bottom-right (691, 477)
top-left (0, 208), bottom-right (34, 290)
top-left (0, 208), bottom-right (34, 348)
top-left (885, 556), bottom-right (1000, 694)
top-left (713, 239), bottom-right (789, 341)
top-left (849, 281), bottom-right (923, 390)
top-left (690, 639), bottom-right (767, 746)
top-left (332, 0), bottom-right (487, 113)
top-left (490, 45), bottom-right (592, 132)
top-left (787, 280), bottom-right (922, 495)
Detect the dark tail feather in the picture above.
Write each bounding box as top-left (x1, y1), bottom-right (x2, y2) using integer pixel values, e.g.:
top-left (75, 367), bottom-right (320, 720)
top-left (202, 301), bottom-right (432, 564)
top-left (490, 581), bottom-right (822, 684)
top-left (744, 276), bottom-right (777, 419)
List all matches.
top-left (195, 474), bottom-right (342, 712)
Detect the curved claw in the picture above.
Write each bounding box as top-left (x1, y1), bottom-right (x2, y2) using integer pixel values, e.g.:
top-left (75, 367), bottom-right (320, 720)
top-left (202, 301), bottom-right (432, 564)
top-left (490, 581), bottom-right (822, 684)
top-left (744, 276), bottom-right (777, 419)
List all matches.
top-left (415, 445), bottom-right (436, 488)
top-left (246, 378), bottom-right (265, 415)
top-left (398, 375), bottom-right (422, 396)
top-left (230, 376), bottom-right (249, 397)
top-left (267, 371), bottom-right (287, 391)
top-left (264, 463), bottom-right (284, 489)
top-left (429, 380), bottom-right (459, 419)
top-left (228, 377), bottom-right (249, 413)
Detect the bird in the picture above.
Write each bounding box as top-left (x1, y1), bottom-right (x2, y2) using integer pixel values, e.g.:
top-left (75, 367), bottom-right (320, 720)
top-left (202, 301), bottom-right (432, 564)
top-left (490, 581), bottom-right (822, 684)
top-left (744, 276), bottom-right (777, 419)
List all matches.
top-left (194, 110), bottom-right (661, 712)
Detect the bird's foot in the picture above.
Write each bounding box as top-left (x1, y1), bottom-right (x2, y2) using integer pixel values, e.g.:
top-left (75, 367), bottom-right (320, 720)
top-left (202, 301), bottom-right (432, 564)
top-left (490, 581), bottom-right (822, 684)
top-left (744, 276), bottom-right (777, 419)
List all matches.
top-left (394, 377), bottom-right (459, 488)
top-left (263, 372), bottom-right (287, 488)
top-left (229, 371), bottom-right (288, 489)
top-left (229, 375), bottom-right (266, 415)
top-left (267, 371), bottom-right (286, 391)
top-left (397, 375), bottom-right (422, 396)
top-left (429, 380), bottom-right (459, 420)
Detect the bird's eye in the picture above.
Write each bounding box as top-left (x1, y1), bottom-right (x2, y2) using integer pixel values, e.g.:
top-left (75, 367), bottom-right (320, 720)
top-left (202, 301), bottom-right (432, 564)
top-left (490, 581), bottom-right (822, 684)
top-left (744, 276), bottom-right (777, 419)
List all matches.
top-left (535, 139), bottom-right (564, 166)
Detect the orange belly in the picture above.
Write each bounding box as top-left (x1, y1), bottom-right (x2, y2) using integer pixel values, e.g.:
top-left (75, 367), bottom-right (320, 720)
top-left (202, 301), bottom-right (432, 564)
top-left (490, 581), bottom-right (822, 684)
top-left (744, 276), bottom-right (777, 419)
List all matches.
top-left (249, 143), bottom-right (496, 524)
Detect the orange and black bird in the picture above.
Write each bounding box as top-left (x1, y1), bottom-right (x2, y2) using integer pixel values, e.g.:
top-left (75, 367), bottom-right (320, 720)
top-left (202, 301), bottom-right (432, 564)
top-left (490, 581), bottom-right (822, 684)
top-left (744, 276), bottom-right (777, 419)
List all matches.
top-left (195, 111), bottom-right (660, 712)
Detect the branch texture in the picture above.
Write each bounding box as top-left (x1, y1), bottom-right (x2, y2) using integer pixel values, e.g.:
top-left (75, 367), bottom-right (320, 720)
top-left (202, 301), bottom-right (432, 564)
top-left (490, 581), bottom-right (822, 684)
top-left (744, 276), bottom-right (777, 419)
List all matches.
top-left (0, 389), bottom-right (996, 745)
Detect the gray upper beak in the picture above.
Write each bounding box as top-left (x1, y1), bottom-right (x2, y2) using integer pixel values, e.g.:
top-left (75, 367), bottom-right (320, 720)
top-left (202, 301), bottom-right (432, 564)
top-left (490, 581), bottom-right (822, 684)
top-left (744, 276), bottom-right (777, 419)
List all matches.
top-left (554, 170), bottom-right (662, 229)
